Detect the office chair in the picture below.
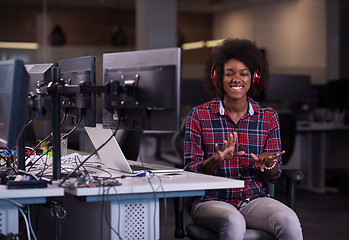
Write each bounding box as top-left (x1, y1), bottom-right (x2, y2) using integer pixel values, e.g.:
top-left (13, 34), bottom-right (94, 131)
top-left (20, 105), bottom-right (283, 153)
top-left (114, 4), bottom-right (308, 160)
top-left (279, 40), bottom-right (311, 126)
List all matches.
top-left (277, 109), bottom-right (304, 210)
top-left (173, 110), bottom-right (303, 239)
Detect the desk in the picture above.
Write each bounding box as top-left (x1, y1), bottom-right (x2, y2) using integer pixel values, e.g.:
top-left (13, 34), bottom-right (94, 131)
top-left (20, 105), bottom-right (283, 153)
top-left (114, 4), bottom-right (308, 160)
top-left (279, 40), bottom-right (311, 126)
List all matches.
top-left (63, 170), bottom-right (244, 240)
top-left (286, 123), bottom-right (349, 193)
top-left (0, 184), bottom-right (64, 235)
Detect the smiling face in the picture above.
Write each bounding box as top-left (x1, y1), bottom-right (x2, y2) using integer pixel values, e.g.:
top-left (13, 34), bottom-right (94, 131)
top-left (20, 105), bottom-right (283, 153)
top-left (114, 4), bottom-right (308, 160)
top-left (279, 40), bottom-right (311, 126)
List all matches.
top-left (223, 58), bottom-right (252, 101)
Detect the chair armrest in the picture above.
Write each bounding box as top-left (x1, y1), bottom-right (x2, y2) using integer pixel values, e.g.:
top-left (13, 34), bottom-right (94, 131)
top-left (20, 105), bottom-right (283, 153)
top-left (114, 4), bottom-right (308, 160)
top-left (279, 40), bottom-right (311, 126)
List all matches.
top-left (283, 169), bottom-right (304, 181)
top-left (282, 169), bottom-right (304, 210)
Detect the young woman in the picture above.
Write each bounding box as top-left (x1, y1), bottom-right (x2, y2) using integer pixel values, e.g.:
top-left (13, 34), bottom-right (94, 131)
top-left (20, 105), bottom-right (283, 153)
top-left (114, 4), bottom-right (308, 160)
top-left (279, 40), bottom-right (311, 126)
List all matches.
top-left (183, 38), bottom-right (303, 240)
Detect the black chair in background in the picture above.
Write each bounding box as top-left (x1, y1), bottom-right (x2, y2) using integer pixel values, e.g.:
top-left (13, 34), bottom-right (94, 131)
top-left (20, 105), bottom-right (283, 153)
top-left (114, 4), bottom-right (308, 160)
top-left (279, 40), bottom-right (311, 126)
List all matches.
top-left (173, 110), bottom-right (304, 239)
top-left (277, 109), bottom-right (304, 210)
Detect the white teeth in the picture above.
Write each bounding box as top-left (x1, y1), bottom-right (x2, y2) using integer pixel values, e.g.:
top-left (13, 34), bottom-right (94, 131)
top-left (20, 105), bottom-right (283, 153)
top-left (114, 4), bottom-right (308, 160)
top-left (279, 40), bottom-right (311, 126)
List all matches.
top-left (232, 86), bottom-right (243, 90)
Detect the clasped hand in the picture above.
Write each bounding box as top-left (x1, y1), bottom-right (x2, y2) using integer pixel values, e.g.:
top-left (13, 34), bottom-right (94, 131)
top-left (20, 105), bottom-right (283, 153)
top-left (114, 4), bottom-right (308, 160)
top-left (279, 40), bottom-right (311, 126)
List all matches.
top-left (214, 132), bottom-right (285, 172)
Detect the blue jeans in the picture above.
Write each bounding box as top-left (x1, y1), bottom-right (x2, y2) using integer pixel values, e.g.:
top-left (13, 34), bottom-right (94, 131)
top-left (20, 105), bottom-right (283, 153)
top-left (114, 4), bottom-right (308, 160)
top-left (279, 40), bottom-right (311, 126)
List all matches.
top-left (191, 197), bottom-right (303, 240)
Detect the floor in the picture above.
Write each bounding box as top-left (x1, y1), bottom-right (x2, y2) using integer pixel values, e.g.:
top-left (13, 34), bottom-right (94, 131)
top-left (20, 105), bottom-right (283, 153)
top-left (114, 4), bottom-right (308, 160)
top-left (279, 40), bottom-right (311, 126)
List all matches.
top-left (140, 135), bottom-right (349, 240)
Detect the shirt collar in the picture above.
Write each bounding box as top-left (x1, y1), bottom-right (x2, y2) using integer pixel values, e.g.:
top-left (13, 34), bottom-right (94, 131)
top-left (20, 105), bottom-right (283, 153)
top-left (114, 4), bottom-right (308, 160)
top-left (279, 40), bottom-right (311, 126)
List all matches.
top-left (218, 98), bottom-right (256, 116)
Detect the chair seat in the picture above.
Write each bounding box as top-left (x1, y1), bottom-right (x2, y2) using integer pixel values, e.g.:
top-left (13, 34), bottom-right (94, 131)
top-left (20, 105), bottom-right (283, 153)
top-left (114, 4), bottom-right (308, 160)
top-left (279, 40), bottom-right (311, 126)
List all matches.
top-left (185, 223), bottom-right (277, 240)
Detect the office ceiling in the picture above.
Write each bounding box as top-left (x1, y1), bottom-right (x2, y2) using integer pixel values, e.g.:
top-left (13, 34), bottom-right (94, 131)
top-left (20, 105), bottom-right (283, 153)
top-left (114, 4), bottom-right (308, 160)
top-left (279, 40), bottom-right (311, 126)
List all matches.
top-left (3, 0), bottom-right (281, 13)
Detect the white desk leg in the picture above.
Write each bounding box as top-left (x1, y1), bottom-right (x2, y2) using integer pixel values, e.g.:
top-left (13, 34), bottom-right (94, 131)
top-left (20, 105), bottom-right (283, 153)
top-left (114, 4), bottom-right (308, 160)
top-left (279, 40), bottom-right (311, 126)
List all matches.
top-left (299, 131), bottom-right (326, 193)
top-left (0, 204), bottom-right (18, 235)
top-left (314, 131), bottom-right (327, 192)
top-left (110, 198), bottom-right (160, 240)
top-left (299, 130), bottom-right (336, 193)
top-left (299, 132), bottom-right (315, 191)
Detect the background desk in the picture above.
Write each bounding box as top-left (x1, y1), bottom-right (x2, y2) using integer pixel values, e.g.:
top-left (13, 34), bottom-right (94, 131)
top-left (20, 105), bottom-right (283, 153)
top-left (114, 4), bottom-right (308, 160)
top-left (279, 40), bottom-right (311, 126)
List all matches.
top-left (285, 123), bottom-right (349, 193)
top-left (62, 171), bottom-right (244, 240)
top-left (0, 184), bottom-right (64, 235)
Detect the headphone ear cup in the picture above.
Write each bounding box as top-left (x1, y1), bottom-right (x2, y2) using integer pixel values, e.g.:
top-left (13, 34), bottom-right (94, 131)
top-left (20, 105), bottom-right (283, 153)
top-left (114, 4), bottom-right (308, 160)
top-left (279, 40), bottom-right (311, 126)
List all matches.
top-left (211, 66), bottom-right (216, 86)
top-left (253, 68), bottom-right (261, 86)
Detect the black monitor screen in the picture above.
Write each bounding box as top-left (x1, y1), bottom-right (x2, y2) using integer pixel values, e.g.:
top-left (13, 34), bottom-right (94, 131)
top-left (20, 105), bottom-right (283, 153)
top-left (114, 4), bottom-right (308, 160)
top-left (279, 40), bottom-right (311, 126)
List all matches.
top-left (265, 74), bottom-right (311, 103)
top-left (326, 79), bottom-right (349, 109)
top-left (0, 59), bottom-right (29, 149)
top-left (58, 56), bottom-right (96, 127)
top-left (180, 78), bottom-right (213, 117)
top-left (103, 48), bottom-right (181, 132)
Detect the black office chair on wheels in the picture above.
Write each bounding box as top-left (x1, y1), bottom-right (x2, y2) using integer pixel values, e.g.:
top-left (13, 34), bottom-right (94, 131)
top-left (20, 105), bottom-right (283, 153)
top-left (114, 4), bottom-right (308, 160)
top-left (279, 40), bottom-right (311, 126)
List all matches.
top-left (173, 110), bottom-right (303, 239)
top-left (277, 109), bottom-right (304, 210)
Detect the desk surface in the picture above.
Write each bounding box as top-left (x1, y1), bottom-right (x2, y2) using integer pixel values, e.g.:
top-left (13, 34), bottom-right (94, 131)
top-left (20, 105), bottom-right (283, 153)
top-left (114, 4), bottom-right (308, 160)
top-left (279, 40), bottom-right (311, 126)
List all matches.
top-left (64, 171), bottom-right (244, 198)
top-left (0, 183), bottom-right (64, 200)
top-left (297, 122), bottom-right (349, 132)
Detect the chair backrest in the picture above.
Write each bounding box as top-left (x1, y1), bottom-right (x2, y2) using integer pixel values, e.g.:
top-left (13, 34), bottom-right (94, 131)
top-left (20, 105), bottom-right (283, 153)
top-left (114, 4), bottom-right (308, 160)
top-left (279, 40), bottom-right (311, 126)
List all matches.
top-left (277, 109), bottom-right (297, 166)
top-left (172, 119), bottom-right (186, 165)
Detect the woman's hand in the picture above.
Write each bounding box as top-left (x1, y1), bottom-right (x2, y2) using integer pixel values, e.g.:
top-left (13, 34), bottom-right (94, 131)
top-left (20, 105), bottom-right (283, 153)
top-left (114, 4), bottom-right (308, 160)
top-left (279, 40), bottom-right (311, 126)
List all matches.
top-left (204, 132), bottom-right (245, 174)
top-left (251, 151), bottom-right (285, 172)
top-left (213, 132), bottom-right (245, 162)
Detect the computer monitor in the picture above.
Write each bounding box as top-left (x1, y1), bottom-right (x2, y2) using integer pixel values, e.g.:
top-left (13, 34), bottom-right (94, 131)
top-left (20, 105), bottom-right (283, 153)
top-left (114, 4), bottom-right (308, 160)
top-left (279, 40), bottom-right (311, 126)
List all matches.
top-left (25, 63), bottom-right (56, 96)
top-left (326, 79), bottom-right (349, 109)
top-left (181, 78), bottom-right (213, 118)
top-left (0, 59), bottom-right (29, 149)
top-left (25, 63), bottom-right (56, 118)
top-left (265, 74), bottom-right (311, 104)
top-left (58, 56), bottom-right (96, 127)
top-left (103, 48), bottom-right (181, 132)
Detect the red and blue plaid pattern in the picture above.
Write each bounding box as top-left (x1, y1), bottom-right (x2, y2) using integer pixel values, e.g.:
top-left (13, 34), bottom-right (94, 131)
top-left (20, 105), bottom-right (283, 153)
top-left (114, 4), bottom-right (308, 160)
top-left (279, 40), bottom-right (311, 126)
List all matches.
top-left (184, 97), bottom-right (283, 209)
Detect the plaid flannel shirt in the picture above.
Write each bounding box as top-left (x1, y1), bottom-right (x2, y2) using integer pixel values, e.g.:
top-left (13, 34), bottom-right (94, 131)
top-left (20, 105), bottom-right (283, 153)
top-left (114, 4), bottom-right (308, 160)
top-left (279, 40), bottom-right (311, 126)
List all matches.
top-left (184, 97), bottom-right (283, 209)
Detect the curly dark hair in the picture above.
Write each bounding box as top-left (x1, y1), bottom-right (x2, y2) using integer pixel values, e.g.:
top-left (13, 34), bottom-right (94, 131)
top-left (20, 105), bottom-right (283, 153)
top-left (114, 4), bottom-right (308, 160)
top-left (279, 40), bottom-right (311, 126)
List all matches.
top-left (202, 38), bottom-right (269, 100)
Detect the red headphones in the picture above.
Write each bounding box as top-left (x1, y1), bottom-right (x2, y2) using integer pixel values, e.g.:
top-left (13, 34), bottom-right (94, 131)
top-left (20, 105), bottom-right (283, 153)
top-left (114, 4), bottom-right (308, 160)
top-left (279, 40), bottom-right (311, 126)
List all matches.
top-left (210, 66), bottom-right (216, 86)
top-left (211, 65), bottom-right (262, 86)
top-left (252, 67), bottom-right (262, 86)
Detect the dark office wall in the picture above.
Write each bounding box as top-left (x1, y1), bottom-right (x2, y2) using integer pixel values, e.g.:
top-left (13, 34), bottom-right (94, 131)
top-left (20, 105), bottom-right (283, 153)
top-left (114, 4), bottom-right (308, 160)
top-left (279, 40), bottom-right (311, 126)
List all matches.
top-left (0, 5), bottom-right (136, 47)
top-left (0, 4), bottom-right (212, 64)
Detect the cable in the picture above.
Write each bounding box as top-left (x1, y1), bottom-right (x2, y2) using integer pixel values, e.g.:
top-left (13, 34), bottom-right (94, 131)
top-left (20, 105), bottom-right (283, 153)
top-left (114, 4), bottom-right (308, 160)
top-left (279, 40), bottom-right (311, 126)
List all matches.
top-left (4, 148), bottom-right (17, 174)
top-left (99, 183), bottom-right (105, 240)
top-left (136, 150), bottom-right (168, 240)
top-left (27, 146), bottom-right (52, 172)
top-left (15, 112), bottom-right (39, 147)
top-left (151, 174), bottom-right (168, 239)
top-left (5, 200), bottom-right (32, 240)
top-left (59, 115), bottom-right (120, 187)
top-left (25, 133), bottom-right (52, 163)
top-left (61, 108), bottom-right (83, 141)
top-left (104, 184), bottom-right (123, 240)
top-left (83, 165), bottom-right (113, 179)
top-left (17, 169), bottom-right (40, 181)
top-left (25, 108), bottom-right (78, 164)
top-left (137, 151), bottom-right (164, 240)
top-left (145, 172), bottom-right (158, 240)
top-left (27, 206), bottom-right (38, 240)
top-left (18, 208), bottom-right (32, 240)
top-left (73, 154), bottom-right (89, 177)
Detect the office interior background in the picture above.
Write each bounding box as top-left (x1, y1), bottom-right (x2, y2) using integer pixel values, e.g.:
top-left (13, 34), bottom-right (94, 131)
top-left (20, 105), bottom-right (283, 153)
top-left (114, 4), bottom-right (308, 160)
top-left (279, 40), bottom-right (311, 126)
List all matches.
top-left (1, 0), bottom-right (349, 239)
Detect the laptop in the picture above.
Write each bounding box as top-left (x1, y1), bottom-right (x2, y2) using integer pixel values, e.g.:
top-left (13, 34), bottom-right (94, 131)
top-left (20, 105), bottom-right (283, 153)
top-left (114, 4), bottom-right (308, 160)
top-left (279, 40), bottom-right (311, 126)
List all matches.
top-left (85, 124), bottom-right (183, 174)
